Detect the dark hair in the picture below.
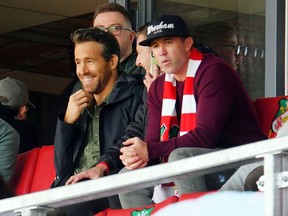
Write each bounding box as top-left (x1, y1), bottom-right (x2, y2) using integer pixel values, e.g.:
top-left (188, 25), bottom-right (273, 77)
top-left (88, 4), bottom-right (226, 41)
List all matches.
top-left (70, 27), bottom-right (120, 70)
top-left (136, 24), bottom-right (148, 39)
top-left (193, 21), bottom-right (238, 55)
top-left (93, 3), bottom-right (133, 29)
top-left (193, 21), bottom-right (238, 47)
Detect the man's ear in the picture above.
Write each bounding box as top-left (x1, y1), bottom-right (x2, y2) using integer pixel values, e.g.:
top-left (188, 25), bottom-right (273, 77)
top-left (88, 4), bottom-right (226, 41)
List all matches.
top-left (184, 37), bottom-right (193, 51)
top-left (129, 30), bottom-right (136, 44)
top-left (16, 105), bottom-right (28, 120)
top-left (110, 54), bottom-right (119, 70)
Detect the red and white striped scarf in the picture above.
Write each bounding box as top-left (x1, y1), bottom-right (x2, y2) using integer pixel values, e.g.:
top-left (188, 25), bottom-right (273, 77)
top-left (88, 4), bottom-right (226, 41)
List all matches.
top-left (160, 48), bottom-right (203, 141)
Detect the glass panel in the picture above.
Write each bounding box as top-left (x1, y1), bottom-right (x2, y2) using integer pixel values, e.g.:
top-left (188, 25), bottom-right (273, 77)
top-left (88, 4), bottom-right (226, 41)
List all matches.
top-left (153, 0), bottom-right (265, 99)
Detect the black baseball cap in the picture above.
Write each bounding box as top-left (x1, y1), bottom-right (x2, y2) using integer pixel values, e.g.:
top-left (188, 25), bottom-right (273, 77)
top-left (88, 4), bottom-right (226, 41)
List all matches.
top-left (139, 15), bottom-right (190, 47)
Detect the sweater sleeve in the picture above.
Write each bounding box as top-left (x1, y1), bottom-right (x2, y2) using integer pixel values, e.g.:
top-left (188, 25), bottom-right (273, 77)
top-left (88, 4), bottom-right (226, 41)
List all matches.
top-left (146, 61), bottom-right (240, 160)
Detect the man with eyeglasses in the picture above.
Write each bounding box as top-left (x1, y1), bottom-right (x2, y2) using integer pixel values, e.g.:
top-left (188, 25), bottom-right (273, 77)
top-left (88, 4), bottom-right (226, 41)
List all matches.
top-left (194, 21), bottom-right (241, 71)
top-left (93, 2), bottom-right (145, 78)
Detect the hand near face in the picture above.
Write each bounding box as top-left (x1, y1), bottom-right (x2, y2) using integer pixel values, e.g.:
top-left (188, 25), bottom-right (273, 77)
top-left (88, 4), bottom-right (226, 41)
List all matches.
top-left (65, 164), bottom-right (106, 185)
top-left (144, 65), bottom-right (161, 92)
top-left (120, 137), bottom-right (149, 170)
top-left (64, 89), bottom-right (93, 124)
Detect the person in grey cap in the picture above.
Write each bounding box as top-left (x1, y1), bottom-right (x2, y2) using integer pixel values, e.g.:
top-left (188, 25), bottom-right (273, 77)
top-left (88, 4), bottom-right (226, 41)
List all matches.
top-left (118, 15), bottom-right (266, 208)
top-left (0, 77), bottom-right (38, 153)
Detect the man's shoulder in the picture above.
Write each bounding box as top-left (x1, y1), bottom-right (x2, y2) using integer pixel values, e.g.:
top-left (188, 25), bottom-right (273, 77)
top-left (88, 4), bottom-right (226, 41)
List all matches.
top-left (198, 53), bottom-right (235, 76)
top-left (118, 72), bottom-right (143, 84)
top-left (115, 73), bottom-right (144, 92)
top-left (202, 53), bottom-right (225, 64)
top-left (121, 51), bottom-right (145, 76)
top-left (0, 118), bottom-right (19, 140)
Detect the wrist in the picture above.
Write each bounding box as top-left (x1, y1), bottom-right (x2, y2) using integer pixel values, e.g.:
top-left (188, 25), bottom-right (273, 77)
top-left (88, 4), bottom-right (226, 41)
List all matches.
top-left (96, 162), bottom-right (109, 176)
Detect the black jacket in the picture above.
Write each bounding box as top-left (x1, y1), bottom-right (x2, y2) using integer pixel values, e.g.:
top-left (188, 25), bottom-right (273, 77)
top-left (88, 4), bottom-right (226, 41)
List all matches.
top-left (113, 88), bottom-right (159, 167)
top-left (53, 73), bottom-right (144, 187)
top-left (39, 51), bottom-right (145, 146)
top-left (0, 105), bottom-right (38, 153)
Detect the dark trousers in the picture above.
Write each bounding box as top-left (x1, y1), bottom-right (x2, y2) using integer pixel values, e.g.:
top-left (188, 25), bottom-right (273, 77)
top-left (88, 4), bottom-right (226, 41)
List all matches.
top-left (62, 198), bottom-right (109, 216)
top-left (50, 172), bottom-right (122, 215)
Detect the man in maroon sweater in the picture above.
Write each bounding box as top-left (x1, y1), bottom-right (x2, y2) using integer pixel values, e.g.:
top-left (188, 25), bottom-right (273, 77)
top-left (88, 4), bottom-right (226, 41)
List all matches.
top-left (119, 15), bottom-right (267, 208)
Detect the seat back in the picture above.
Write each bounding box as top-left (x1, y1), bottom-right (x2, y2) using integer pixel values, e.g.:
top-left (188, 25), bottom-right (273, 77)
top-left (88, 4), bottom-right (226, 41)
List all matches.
top-left (30, 145), bottom-right (56, 192)
top-left (95, 196), bottom-right (179, 216)
top-left (254, 95), bottom-right (288, 138)
top-left (12, 147), bottom-right (40, 195)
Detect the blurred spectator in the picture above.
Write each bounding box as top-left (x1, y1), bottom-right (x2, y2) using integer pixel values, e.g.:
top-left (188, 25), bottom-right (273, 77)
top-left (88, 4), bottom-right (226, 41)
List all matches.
top-left (0, 118), bottom-right (19, 183)
top-left (0, 77), bottom-right (38, 153)
top-left (193, 21), bottom-right (241, 71)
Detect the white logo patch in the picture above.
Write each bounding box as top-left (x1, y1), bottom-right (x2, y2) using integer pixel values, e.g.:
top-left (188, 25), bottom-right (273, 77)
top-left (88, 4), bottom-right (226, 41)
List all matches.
top-left (147, 21), bottom-right (175, 35)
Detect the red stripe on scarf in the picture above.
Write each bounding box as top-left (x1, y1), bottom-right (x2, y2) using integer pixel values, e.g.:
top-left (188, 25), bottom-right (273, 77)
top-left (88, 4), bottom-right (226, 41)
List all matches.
top-left (190, 48), bottom-right (203, 60)
top-left (160, 48), bottom-right (203, 141)
top-left (183, 77), bottom-right (194, 95)
top-left (180, 113), bottom-right (196, 132)
top-left (163, 81), bottom-right (176, 99)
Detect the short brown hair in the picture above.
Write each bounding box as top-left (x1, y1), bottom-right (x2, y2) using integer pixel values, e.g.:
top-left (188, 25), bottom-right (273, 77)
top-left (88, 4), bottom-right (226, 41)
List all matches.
top-left (93, 3), bottom-right (133, 29)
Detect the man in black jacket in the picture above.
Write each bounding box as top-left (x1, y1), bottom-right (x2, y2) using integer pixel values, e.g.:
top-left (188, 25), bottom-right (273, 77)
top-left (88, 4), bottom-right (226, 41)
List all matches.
top-left (52, 27), bottom-right (143, 215)
top-left (39, 2), bottom-right (145, 147)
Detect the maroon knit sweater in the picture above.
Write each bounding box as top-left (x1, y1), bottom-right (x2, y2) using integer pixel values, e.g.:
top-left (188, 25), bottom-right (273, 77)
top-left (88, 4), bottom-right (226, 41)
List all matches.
top-left (145, 52), bottom-right (267, 160)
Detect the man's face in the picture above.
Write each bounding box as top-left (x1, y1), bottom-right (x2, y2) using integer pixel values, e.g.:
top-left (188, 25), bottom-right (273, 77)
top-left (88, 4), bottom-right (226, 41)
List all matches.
top-left (93, 12), bottom-right (134, 62)
top-left (151, 37), bottom-right (191, 76)
top-left (74, 41), bottom-right (112, 94)
top-left (136, 34), bottom-right (151, 74)
top-left (214, 34), bottom-right (238, 70)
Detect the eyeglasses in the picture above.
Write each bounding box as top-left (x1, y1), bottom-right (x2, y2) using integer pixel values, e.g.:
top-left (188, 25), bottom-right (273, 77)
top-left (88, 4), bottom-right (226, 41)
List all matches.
top-left (222, 44), bottom-right (265, 59)
top-left (248, 47), bottom-right (265, 59)
top-left (96, 25), bottom-right (132, 36)
top-left (222, 45), bottom-right (248, 56)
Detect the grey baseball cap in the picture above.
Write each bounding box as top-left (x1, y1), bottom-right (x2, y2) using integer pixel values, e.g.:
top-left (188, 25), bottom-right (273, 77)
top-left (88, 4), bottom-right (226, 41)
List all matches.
top-left (0, 77), bottom-right (35, 108)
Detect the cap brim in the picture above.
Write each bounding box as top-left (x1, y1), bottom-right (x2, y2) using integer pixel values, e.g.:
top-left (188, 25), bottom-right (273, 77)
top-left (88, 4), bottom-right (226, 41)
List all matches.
top-left (28, 100), bottom-right (36, 109)
top-left (139, 37), bottom-right (157, 47)
top-left (139, 34), bottom-right (190, 47)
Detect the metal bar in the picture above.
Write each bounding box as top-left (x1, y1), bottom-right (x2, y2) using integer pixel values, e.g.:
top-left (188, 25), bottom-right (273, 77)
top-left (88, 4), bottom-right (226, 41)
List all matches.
top-left (265, 0), bottom-right (278, 96)
top-left (264, 154), bottom-right (281, 216)
top-left (14, 206), bottom-right (54, 216)
top-left (285, 0), bottom-right (288, 95)
top-left (281, 154), bottom-right (288, 215)
top-left (265, 0), bottom-right (286, 96)
top-left (109, 0), bottom-right (129, 8)
top-left (137, 0), bottom-right (155, 29)
top-left (264, 153), bottom-right (288, 216)
top-left (1, 136), bottom-right (288, 215)
top-left (137, 0), bottom-right (146, 28)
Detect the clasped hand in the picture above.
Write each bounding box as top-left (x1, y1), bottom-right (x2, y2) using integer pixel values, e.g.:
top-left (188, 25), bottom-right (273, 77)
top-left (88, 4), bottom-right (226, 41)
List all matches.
top-left (120, 137), bottom-right (149, 170)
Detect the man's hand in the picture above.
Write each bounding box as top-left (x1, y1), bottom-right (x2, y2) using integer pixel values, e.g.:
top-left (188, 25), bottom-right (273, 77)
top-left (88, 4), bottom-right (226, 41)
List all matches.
top-left (65, 164), bottom-right (106, 185)
top-left (120, 137), bottom-right (149, 170)
top-left (64, 89), bottom-right (93, 124)
top-left (144, 65), bottom-right (161, 92)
